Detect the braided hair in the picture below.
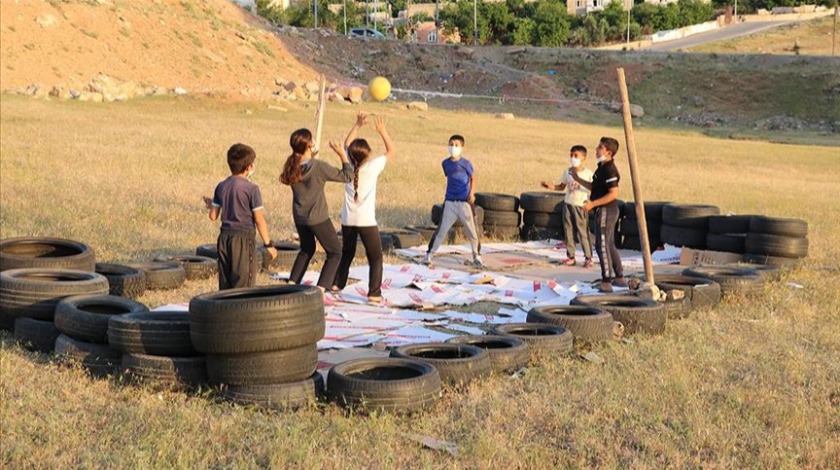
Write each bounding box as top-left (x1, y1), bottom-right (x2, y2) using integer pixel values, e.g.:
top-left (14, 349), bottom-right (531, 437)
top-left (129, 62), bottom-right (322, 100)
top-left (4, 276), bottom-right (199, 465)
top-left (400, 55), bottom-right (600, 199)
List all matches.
top-left (346, 138), bottom-right (372, 202)
top-left (280, 129), bottom-right (312, 185)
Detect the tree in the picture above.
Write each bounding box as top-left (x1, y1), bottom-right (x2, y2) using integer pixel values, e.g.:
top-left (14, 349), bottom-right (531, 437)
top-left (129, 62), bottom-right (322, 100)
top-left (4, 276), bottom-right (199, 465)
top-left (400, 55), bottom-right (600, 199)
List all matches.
top-left (511, 17), bottom-right (535, 45)
top-left (532, 0), bottom-right (570, 47)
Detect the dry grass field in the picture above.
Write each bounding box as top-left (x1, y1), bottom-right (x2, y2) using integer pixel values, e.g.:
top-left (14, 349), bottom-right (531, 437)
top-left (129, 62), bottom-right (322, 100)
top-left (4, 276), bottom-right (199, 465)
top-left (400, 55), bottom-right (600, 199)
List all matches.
top-left (690, 16), bottom-right (839, 56)
top-left (1, 95), bottom-right (839, 468)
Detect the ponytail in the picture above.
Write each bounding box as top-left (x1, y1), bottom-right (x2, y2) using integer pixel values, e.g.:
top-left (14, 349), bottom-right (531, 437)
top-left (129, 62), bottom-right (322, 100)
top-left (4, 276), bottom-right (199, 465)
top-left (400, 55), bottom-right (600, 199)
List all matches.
top-left (347, 138), bottom-right (372, 203)
top-left (281, 128), bottom-right (313, 186)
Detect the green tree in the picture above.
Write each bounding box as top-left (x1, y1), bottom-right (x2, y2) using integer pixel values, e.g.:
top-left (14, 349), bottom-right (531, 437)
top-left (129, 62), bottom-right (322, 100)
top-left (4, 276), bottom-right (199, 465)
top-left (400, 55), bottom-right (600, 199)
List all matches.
top-left (532, 0), bottom-right (570, 47)
top-left (510, 17), bottom-right (535, 45)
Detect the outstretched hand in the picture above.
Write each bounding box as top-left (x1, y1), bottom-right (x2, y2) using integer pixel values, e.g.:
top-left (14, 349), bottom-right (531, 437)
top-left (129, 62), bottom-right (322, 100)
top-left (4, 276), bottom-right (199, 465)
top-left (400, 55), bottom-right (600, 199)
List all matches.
top-left (374, 116), bottom-right (387, 133)
top-left (355, 111), bottom-right (368, 127)
top-left (329, 140), bottom-right (346, 156)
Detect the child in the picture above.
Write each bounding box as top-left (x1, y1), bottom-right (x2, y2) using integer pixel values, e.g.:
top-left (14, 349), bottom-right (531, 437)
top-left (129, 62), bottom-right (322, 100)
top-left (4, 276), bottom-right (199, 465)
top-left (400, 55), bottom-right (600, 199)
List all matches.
top-left (204, 143), bottom-right (278, 290)
top-left (541, 145), bottom-right (594, 268)
top-left (330, 112), bottom-right (396, 304)
top-left (280, 128), bottom-right (353, 292)
top-left (422, 135), bottom-right (482, 268)
top-left (582, 137), bottom-right (626, 293)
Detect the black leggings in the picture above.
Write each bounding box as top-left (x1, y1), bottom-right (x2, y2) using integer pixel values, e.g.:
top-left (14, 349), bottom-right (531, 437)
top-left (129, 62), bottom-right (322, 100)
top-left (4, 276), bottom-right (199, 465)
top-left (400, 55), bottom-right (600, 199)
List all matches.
top-left (594, 205), bottom-right (623, 282)
top-left (333, 225), bottom-right (383, 297)
top-left (290, 219), bottom-right (342, 290)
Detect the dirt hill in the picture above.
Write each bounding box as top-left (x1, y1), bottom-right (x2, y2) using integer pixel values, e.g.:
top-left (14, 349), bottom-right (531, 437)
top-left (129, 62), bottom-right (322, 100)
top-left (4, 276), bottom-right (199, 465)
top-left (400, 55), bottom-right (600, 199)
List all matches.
top-left (0, 0), bottom-right (317, 96)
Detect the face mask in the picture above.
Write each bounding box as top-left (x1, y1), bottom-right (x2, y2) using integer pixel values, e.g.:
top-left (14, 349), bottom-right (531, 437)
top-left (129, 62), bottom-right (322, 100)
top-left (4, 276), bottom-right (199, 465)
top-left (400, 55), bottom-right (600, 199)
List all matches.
top-left (596, 155), bottom-right (607, 163)
top-left (570, 157), bottom-right (581, 167)
top-left (247, 165), bottom-right (256, 178)
top-left (449, 146), bottom-right (463, 158)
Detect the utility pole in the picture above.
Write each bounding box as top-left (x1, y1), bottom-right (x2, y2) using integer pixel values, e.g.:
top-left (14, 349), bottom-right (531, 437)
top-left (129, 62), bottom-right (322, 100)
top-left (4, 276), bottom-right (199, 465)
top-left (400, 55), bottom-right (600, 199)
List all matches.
top-left (314, 0), bottom-right (318, 28)
top-left (626, 6), bottom-right (631, 46)
top-left (343, 0), bottom-right (347, 35)
top-left (473, 0), bottom-right (478, 45)
top-left (734, 0), bottom-right (738, 19)
top-left (435, 0), bottom-right (440, 27)
top-left (834, 0), bottom-right (838, 56)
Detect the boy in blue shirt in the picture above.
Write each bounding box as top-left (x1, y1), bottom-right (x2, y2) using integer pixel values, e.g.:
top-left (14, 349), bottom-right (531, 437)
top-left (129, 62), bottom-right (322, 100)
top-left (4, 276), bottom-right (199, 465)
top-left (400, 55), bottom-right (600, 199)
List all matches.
top-left (422, 135), bottom-right (483, 268)
top-left (204, 143), bottom-right (277, 290)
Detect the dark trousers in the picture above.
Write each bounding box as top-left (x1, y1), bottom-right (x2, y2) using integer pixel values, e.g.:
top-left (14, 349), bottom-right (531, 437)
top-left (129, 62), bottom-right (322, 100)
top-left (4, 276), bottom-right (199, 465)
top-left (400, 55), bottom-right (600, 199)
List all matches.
top-left (290, 219), bottom-right (342, 290)
top-left (333, 225), bottom-right (383, 297)
top-left (594, 205), bottom-right (623, 282)
top-left (563, 204), bottom-right (592, 259)
top-left (217, 228), bottom-right (258, 290)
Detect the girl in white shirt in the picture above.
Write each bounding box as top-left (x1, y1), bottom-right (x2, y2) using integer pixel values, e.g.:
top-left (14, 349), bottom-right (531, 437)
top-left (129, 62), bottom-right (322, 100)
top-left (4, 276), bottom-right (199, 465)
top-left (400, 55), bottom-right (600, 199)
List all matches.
top-left (329, 112), bottom-right (395, 304)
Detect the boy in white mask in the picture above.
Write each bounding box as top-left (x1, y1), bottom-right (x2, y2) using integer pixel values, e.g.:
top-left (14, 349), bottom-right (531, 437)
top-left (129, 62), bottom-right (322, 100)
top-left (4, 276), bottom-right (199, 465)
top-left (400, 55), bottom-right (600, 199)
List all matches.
top-left (422, 135), bottom-right (483, 268)
top-left (541, 144), bottom-right (594, 267)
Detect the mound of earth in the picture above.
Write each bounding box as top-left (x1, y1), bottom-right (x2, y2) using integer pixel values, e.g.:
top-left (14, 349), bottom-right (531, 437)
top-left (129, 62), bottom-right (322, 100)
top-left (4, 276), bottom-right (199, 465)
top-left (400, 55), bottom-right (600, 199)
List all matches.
top-left (0, 0), bottom-right (316, 97)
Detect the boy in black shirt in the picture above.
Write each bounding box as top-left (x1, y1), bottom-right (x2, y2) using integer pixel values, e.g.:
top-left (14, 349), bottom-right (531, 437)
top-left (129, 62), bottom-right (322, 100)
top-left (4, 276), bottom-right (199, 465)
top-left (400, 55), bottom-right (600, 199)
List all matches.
top-left (204, 143), bottom-right (277, 290)
top-left (582, 137), bottom-right (626, 293)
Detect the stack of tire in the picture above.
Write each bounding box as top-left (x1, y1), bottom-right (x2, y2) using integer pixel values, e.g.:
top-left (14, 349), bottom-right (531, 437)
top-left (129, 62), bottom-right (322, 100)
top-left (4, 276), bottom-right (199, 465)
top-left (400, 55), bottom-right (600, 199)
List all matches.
top-left (473, 193), bottom-right (520, 240)
top-left (189, 285), bottom-right (326, 411)
top-left (0, 237), bottom-right (110, 350)
top-left (109, 310), bottom-right (207, 390)
top-left (518, 192), bottom-right (565, 241)
top-left (53, 294), bottom-right (147, 376)
top-left (95, 263), bottom-right (147, 299)
top-left (660, 204), bottom-right (720, 249)
top-left (744, 216), bottom-right (809, 267)
top-left (620, 201), bottom-right (669, 252)
top-left (430, 203), bottom-right (485, 244)
top-left (705, 215), bottom-right (753, 255)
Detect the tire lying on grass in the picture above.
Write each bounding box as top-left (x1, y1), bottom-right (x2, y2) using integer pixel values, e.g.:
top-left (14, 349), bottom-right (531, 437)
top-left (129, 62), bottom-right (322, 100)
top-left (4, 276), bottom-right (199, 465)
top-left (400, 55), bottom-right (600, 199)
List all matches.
top-left (108, 311), bottom-right (196, 356)
top-left (14, 317), bottom-right (61, 353)
top-left (381, 229), bottom-right (424, 249)
top-left (224, 372), bottom-right (325, 411)
top-left (55, 333), bottom-right (121, 376)
top-left (731, 261), bottom-right (782, 281)
top-left (654, 274), bottom-right (721, 310)
top-left (95, 263), bottom-right (146, 299)
top-left (0, 237), bottom-right (95, 272)
top-left (526, 306), bottom-right (613, 342)
top-left (749, 216), bottom-right (808, 238)
top-left (0, 268), bottom-right (109, 328)
top-left (122, 353), bottom-right (207, 391)
top-left (741, 252), bottom-right (802, 268)
top-left (446, 334), bottom-right (530, 374)
top-left (206, 344), bottom-right (317, 386)
top-left (54, 294), bottom-right (148, 343)
top-left (682, 265), bottom-right (764, 297)
top-left (125, 262), bottom-right (186, 291)
top-left (154, 255), bottom-right (217, 280)
top-left (660, 295), bottom-right (692, 320)
top-left (327, 357), bottom-right (441, 413)
top-left (261, 241), bottom-right (300, 271)
top-left (403, 225), bottom-right (438, 243)
top-left (744, 233), bottom-right (808, 259)
top-left (195, 244), bottom-right (218, 260)
top-left (492, 323), bottom-right (574, 354)
top-left (519, 192), bottom-right (564, 213)
top-left (189, 285), bottom-right (324, 354)
top-left (390, 342), bottom-right (492, 387)
top-left (570, 295), bottom-right (666, 336)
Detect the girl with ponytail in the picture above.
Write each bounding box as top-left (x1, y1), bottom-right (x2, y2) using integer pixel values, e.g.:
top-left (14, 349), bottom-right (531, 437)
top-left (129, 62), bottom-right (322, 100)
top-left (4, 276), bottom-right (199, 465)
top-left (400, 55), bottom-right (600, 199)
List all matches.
top-left (330, 111), bottom-right (395, 304)
top-left (280, 128), bottom-right (353, 292)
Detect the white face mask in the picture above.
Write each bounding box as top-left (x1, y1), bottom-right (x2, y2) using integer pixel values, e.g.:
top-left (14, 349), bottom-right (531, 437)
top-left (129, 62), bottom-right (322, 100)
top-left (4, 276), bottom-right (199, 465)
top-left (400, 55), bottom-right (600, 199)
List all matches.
top-left (570, 157), bottom-right (581, 167)
top-left (247, 165), bottom-right (256, 178)
top-left (596, 155), bottom-right (607, 163)
top-left (448, 146), bottom-right (463, 158)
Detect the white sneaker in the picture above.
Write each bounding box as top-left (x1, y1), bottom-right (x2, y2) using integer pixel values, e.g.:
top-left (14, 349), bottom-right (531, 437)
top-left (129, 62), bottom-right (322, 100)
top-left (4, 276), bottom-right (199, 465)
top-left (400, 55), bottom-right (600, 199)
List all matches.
top-left (421, 255), bottom-right (433, 266)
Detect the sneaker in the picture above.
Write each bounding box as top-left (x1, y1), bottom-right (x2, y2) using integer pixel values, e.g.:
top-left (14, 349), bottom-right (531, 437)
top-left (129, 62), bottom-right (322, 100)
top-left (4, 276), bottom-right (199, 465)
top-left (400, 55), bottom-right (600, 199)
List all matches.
top-left (368, 295), bottom-right (383, 305)
top-left (562, 258), bottom-right (576, 267)
top-left (583, 258), bottom-right (593, 268)
top-left (612, 277), bottom-right (628, 287)
top-left (420, 255), bottom-right (433, 266)
top-left (598, 282), bottom-right (614, 293)
top-left (471, 257), bottom-right (484, 268)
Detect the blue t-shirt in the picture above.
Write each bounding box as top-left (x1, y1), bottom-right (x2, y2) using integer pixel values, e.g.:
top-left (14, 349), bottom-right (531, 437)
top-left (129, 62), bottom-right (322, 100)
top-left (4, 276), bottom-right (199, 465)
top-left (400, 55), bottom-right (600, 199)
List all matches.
top-left (442, 157), bottom-right (474, 201)
top-left (212, 175), bottom-right (264, 231)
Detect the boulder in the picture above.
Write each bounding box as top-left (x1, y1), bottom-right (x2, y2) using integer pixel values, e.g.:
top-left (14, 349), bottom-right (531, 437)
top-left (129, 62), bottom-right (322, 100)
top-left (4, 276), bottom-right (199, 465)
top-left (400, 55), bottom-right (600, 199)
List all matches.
top-left (347, 87), bottom-right (363, 104)
top-left (495, 113), bottom-right (515, 120)
top-left (406, 101), bottom-right (428, 111)
top-left (304, 81), bottom-right (320, 93)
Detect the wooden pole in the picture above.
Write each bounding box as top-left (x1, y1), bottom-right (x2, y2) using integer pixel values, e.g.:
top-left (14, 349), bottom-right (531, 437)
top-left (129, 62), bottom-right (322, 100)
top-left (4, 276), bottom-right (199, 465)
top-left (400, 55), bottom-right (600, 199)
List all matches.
top-left (616, 68), bottom-right (654, 285)
top-left (313, 75), bottom-right (327, 154)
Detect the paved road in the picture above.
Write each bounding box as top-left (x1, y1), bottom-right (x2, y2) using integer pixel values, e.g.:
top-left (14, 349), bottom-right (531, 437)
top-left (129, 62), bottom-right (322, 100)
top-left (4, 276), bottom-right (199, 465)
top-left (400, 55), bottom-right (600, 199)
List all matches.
top-left (643, 20), bottom-right (795, 51)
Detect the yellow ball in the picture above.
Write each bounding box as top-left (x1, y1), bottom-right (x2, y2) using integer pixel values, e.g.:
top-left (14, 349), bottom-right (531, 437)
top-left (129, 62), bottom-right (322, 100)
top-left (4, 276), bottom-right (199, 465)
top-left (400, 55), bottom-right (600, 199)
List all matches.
top-left (368, 76), bottom-right (391, 102)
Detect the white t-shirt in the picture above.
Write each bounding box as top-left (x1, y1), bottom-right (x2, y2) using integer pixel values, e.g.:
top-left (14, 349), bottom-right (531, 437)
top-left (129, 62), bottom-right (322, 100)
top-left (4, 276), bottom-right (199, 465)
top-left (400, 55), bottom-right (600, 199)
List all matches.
top-left (341, 155), bottom-right (387, 226)
top-left (559, 167), bottom-right (593, 207)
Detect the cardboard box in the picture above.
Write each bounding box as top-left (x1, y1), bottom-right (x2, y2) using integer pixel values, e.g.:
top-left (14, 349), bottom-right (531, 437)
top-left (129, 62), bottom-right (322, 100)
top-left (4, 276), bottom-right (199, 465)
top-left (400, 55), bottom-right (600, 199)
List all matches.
top-left (679, 247), bottom-right (743, 266)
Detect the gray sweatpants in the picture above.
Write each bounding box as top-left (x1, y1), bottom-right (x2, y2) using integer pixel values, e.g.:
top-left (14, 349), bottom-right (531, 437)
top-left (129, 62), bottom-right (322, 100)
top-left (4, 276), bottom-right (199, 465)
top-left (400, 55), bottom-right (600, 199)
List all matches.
top-left (429, 200), bottom-right (480, 257)
top-left (563, 204), bottom-right (592, 259)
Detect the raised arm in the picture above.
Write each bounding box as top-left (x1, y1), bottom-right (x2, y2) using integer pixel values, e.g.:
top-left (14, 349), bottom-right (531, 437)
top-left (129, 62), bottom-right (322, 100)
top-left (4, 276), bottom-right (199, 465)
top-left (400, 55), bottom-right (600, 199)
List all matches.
top-left (374, 116), bottom-right (395, 159)
top-left (344, 111), bottom-right (367, 149)
top-left (320, 151), bottom-right (353, 183)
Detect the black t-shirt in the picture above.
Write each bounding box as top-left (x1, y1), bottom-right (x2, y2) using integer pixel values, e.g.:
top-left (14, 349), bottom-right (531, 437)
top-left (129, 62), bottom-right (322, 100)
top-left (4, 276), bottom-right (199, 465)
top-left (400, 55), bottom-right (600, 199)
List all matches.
top-left (590, 160), bottom-right (620, 207)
